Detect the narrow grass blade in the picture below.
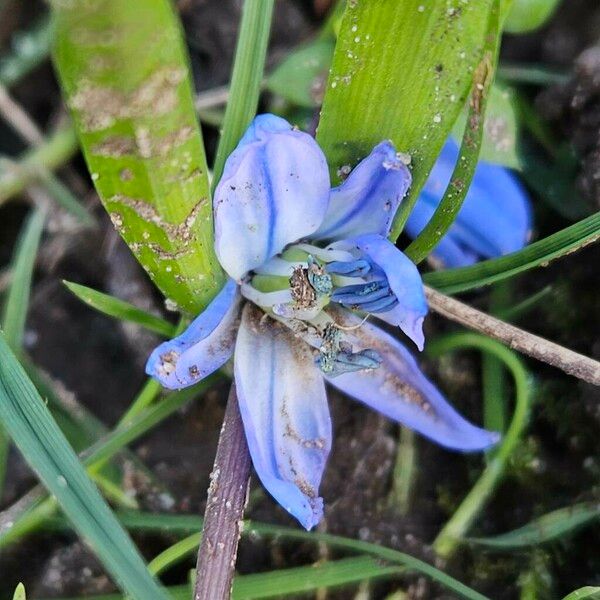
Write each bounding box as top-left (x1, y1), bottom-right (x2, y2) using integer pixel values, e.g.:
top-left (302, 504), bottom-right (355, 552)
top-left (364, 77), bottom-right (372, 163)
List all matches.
top-left (0, 14), bottom-right (53, 87)
top-left (47, 557), bottom-right (402, 600)
top-left (2, 208), bottom-right (45, 350)
top-left (53, 511), bottom-right (491, 600)
top-left (0, 378), bottom-right (217, 549)
top-left (0, 333), bottom-right (168, 599)
top-left (428, 333), bottom-right (531, 558)
top-left (39, 172), bottom-right (96, 227)
top-left (469, 502), bottom-right (600, 549)
top-left (64, 280), bottom-right (175, 337)
top-left (423, 211), bottom-right (600, 294)
top-left (316, 0), bottom-right (496, 238)
top-left (211, 0), bottom-right (274, 190)
top-left (0, 125), bottom-right (78, 205)
top-left (404, 0), bottom-right (500, 263)
top-left (52, 0), bottom-right (225, 314)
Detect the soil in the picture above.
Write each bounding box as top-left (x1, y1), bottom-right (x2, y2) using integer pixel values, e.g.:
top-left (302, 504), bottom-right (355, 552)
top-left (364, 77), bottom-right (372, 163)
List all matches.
top-left (1, 1), bottom-right (599, 599)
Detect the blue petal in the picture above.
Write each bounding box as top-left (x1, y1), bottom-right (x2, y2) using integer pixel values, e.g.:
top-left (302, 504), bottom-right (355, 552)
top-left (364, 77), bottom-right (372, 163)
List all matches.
top-left (324, 309), bottom-right (499, 452)
top-left (214, 114), bottom-right (330, 280)
top-left (235, 303), bottom-right (331, 530)
top-left (312, 141), bottom-right (411, 242)
top-left (405, 138), bottom-right (532, 267)
top-left (335, 234), bottom-right (428, 350)
top-left (145, 279), bottom-right (240, 390)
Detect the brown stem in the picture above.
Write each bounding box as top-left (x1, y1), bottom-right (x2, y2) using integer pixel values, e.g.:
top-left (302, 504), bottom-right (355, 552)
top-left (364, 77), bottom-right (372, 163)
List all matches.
top-left (425, 286), bottom-right (600, 386)
top-left (194, 383), bottom-right (252, 600)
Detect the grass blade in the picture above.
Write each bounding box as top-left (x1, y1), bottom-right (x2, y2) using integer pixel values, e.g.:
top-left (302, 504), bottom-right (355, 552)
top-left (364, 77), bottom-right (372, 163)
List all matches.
top-left (64, 280), bottom-right (175, 337)
top-left (48, 511), bottom-right (491, 600)
top-left (469, 502), bottom-right (600, 549)
top-left (2, 208), bottom-right (45, 350)
top-left (0, 333), bottom-right (168, 599)
top-left (404, 0), bottom-right (500, 262)
top-left (0, 125), bottom-right (78, 205)
top-left (211, 0), bottom-right (274, 190)
top-left (423, 211), bottom-right (600, 293)
top-left (428, 333), bottom-right (531, 558)
top-left (48, 557), bottom-right (402, 600)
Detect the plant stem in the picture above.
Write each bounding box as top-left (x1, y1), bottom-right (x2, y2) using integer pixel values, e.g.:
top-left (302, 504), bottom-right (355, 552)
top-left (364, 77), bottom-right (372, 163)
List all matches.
top-left (194, 383), bottom-right (252, 600)
top-left (424, 286), bottom-right (600, 386)
top-left (428, 333), bottom-right (531, 558)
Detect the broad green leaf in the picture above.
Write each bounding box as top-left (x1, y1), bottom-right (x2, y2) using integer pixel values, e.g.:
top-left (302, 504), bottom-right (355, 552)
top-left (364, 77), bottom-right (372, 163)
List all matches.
top-left (52, 0), bottom-right (225, 314)
top-left (469, 502), bottom-right (600, 549)
top-left (211, 0), bottom-right (274, 189)
top-left (0, 333), bottom-right (168, 599)
top-left (423, 211), bottom-right (600, 293)
top-left (2, 208), bottom-right (45, 350)
top-left (453, 81), bottom-right (520, 169)
top-left (12, 583), bottom-right (26, 600)
top-left (266, 39), bottom-right (334, 108)
top-left (504, 0), bottom-right (561, 34)
top-left (64, 280), bottom-right (176, 337)
top-left (316, 0), bottom-right (495, 238)
top-left (562, 588), bottom-right (600, 600)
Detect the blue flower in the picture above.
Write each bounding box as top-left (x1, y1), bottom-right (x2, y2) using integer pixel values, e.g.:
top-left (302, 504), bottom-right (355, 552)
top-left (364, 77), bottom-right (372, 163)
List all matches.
top-left (146, 115), bottom-right (499, 530)
top-left (405, 139), bottom-right (532, 268)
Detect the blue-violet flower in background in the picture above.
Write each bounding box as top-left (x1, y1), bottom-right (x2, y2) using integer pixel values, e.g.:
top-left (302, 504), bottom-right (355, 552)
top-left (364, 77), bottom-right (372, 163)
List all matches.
top-left (146, 114), bottom-right (499, 530)
top-left (405, 138), bottom-right (532, 268)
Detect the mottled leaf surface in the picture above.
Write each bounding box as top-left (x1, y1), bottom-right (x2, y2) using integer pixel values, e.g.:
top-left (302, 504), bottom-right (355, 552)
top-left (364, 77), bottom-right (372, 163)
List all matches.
top-left (52, 0), bottom-right (225, 314)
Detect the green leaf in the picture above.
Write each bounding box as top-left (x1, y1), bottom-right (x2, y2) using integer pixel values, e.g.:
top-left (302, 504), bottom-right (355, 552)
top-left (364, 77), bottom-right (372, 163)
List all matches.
top-left (316, 0), bottom-right (495, 238)
top-left (12, 583), bottom-right (26, 600)
top-left (266, 39), bottom-right (334, 108)
top-left (429, 333), bottom-right (531, 558)
top-left (211, 0), bottom-right (274, 190)
top-left (0, 333), bottom-right (168, 599)
top-left (47, 557), bottom-right (402, 600)
top-left (52, 0), bottom-right (225, 314)
top-left (2, 208), bottom-right (46, 350)
top-left (423, 211), bottom-right (600, 293)
top-left (562, 588), bottom-right (600, 600)
top-left (64, 512), bottom-right (491, 600)
top-left (504, 0), bottom-right (561, 34)
top-left (0, 125), bottom-right (78, 206)
top-left (64, 280), bottom-right (176, 337)
top-left (0, 14), bottom-right (53, 87)
top-left (469, 502), bottom-right (600, 549)
top-left (404, 2), bottom-right (500, 264)
top-left (453, 81), bottom-right (521, 169)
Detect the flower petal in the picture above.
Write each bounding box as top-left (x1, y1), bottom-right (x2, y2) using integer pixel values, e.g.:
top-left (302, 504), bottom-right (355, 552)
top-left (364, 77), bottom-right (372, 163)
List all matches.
top-left (145, 279), bottom-right (240, 390)
top-left (312, 141), bottom-right (411, 242)
top-left (405, 138), bottom-right (532, 267)
top-left (324, 308), bottom-right (499, 452)
top-left (333, 234), bottom-right (427, 350)
top-left (214, 114), bottom-right (331, 279)
top-left (235, 303), bottom-right (331, 530)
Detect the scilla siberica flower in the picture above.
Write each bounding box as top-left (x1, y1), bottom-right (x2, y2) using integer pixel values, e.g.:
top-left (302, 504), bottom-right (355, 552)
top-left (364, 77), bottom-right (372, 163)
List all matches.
top-left (146, 114), bottom-right (499, 530)
top-left (405, 138), bottom-right (532, 268)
